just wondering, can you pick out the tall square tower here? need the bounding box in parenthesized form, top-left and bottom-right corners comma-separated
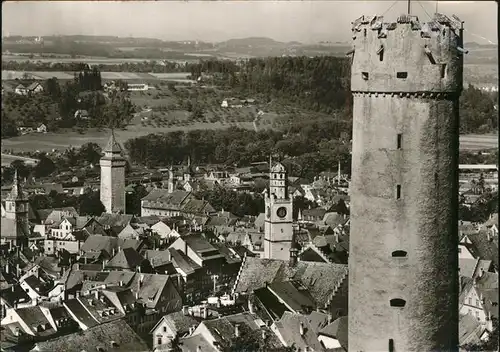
(100, 133, 126, 214)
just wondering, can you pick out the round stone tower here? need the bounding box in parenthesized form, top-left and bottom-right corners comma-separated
(348, 13, 464, 351)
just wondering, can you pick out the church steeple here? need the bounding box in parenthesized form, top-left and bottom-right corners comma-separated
(7, 169, 25, 201)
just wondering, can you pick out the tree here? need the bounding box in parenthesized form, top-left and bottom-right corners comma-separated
(78, 142, 102, 165)
(33, 155, 57, 178)
(125, 185, 148, 215)
(78, 192, 105, 216)
(10, 160, 31, 180)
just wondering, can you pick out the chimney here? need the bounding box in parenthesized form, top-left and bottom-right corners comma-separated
(327, 313, 333, 324)
(299, 322, 304, 336)
(76, 291, 80, 298)
(248, 300, 254, 314)
(234, 324, 240, 338)
(289, 247, 298, 267)
(182, 305, 189, 315)
(202, 307, 208, 319)
(261, 329, 266, 340)
(11, 285, 15, 292)
(189, 325, 195, 335)
(119, 280, 123, 287)
(479, 268, 485, 278)
(94, 290, 99, 299)
(196, 347, 202, 352)
(5, 263, 9, 274)
(135, 291, 139, 300)
(16, 264, 20, 276)
(487, 231, 491, 242)
(265, 320, 270, 327)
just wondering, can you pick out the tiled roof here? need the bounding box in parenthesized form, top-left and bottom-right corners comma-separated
(23, 275, 49, 296)
(234, 258, 348, 308)
(32, 319, 149, 352)
(0, 284, 31, 307)
(78, 294, 125, 324)
(106, 247, 144, 270)
(274, 312, 325, 351)
(459, 313, 483, 346)
(16, 306, 55, 335)
(465, 231, 499, 269)
(155, 311, 199, 336)
(144, 250, 172, 268)
(319, 315, 348, 350)
(179, 334, 218, 352)
(168, 248, 200, 275)
(181, 198, 215, 215)
(96, 213, 134, 228)
(141, 189, 192, 209)
(103, 133, 123, 154)
(129, 273, 172, 309)
(268, 281, 316, 313)
(64, 298, 99, 328)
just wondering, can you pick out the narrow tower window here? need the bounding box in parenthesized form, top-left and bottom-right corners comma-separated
(361, 72, 369, 80)
(390, 299, 406, 308)
(389, 339, 395, 352)
(396, 185, 401, 199)
(364, 29, 367, 37)
(396, 72, 408, 79)
(392, 250, 407, 258)
(440, 64, 447, 79)
(397, 134, 402, 149)
(377, 45, 384, 62)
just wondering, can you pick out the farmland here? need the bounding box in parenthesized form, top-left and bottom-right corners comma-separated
(1, 70, 194, 82)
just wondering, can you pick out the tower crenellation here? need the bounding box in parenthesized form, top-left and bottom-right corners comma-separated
(351, 13, 464, 94)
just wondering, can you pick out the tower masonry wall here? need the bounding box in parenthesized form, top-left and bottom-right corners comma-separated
(100, 158, 126, 214)
(348, 13, 462, 352)
(351, 14, 463, 93)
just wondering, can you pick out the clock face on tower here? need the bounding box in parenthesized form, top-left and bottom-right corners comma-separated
(276, 207, 287, 218)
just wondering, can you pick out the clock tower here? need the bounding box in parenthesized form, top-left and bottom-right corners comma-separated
(263, 160, 293, 260)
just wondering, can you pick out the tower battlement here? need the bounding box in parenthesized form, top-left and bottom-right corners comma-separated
(351, 13, 464, 93)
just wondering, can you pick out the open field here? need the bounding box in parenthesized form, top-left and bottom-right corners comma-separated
(2, 55, 202, 64)
(1, 124, 496, 153)
(1, 70, 193, 82)
(1, 153, 39, 167)
(460, 134, 498, 151)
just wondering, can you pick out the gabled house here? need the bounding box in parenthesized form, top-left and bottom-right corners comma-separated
(19, 275, 50, 301)
(150, 310, 199, 351)
(459, 272, 498, 333)
(1, 305, 56, 338)
(105, 247, 145, 272)
(26, 82, 44, 94)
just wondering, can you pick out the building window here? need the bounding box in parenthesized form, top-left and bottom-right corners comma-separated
(391, 250, 407, 258)
(397, 72, 408, 79)
(390, 298, 406, 308)
(468, 298, 472, 305)
(389, 339, 394, 352)
(361, 72, 369, 80)
(397, 134, 402, 149)
(440, 64, 447, 79)
(396, 185, 401, 199)
(157, 337, 162, 345)
(163, 326, 167, 332)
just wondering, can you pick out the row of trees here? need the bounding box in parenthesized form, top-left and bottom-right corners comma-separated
(124, 122, 351, 180)
(29, 190, 105, 216)
(2, 60, 198, 74)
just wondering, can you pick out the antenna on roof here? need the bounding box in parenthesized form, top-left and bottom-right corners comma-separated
(407, 0, 411, 14)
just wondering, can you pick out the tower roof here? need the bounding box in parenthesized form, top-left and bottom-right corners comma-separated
(271, 162, 286, 173)
(104, 132, 123, 154)
(7, 169, 26, 201)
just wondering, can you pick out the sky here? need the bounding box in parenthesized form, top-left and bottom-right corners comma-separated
(2, 1, 498, 44)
